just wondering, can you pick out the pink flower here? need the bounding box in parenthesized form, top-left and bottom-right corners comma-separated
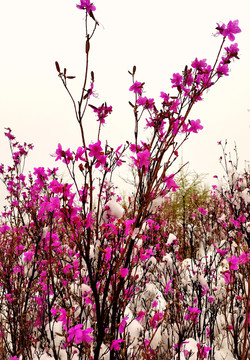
(119, 316, 129, 333)
(239, 251, 250, 264)
(129, 81, 143, 95)
(165, 279, 174, 294)
(93, 105, 112, 124)
(76, 0, 96, 14)
(137, 311, 146, 321)
(197, 343, 211, 358)
(23, 250, 34, 262)
(188, 119, 203, 133)
(120, 268, 129, 278)
(217, 63, 229, 77)
(223, 20, 241, 41)
(225, 43, 239, 58)
(230, 217, 240, 228)
(51, 307, 58, 316)
(198, 207, 207, 215)
(160, 91, 170, 103)
(163, 174, 179, 192)
(153, 312, 162, 322)
(67, 324, 94, 344)
(185, 307, 201, 323)
(137, 96, 147, 106)
(152, 300, 158, 308)
(217, 248, 228, 257)
(75, 146, 86, 161)
(132, 149, 150, 173)
(227, 255, 239, 270)
(222, 270, 233, 284)
(88, 140, 103, 158)
(104, 247, 112, 261)
(54, 144, 73, 164)
(110, 339, 124, 351)
(55, 143, 63, 161)
(170, 99, 180, 112)
(58, 308, 69, 328)
(171, 73, 183, 87)
(85, 211, 95, 229)
(88, 141, 107, 167)
(137, 96, 154, 109)
(191, 58, 207, 70)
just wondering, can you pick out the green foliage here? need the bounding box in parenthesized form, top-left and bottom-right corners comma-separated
(162, 167, 211, 257)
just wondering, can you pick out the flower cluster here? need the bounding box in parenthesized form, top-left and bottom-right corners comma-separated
(0, 5, 244, 360)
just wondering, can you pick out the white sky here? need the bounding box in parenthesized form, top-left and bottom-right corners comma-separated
(0, 0, 250, 196)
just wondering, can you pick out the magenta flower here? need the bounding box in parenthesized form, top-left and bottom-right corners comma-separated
(222, 270, 233, 284)
(129, 81, 143, 95)
(93, 105, 112, 124)
(198, 206, 207, 215)
(120, 268, 129, 278)
(55, 143, 63, 161)
(67, 324, 94, 344)
(163, 174, 179, 192)
(137, 96, 154, 109)
(217, 63, 229, 77)
(230, 217, 240, 228)
(160, 91, 170, 103)
(165, 278, 174, 294)
(58, 308, 69, 328)
(185, 306, 201, 323)
(239, 251, 250, 264)
(225, 43, 239, 58)
(75, 146, 86, 161)
(152, 300, 158, 308)
(131, 149, 150, 173)
(23, 250, 34, 262)
(51, 307, 58, 316)
(216, 20, 241, 41)
(227, 255, 239, 270)
(223, 20, 241, 41)
(191, 58, 207, 70)
(197, 343, 211, 359)
(76, 0, 96, 14)
(137, 96, 147, 106)
(171, 73, 183, 87)
(85, 211, 95, 229)
(110, 339, 124, 351)
(170, 98, 180, 112)
(118, 316, 129, 333)
(104, 246, 112, 261)
(217, 248, 228, 257)
(88, 140, 103, 158)
(137, 311, 146, 321)
(188, 119, 203, 133)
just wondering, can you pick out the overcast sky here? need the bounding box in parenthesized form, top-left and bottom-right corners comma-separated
(1, 0, 250, 196)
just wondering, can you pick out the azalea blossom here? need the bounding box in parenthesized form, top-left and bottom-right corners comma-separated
(188, 119, 203, 133)
(93, 104, 112, 124)
(120, 267, 129, 278)
(23, 250, 34, 262)
(88, 140, 103, 158)
(118, 316, 129, 333)
(163, 174, 179, 192)
(185, 307, 201, 323)
(110, 339, 124, 351)
(129, 81, 143, 95)
(67, 324, 94, 344)
(171, 72, 183, 87)
(76, 0, 96, 14)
